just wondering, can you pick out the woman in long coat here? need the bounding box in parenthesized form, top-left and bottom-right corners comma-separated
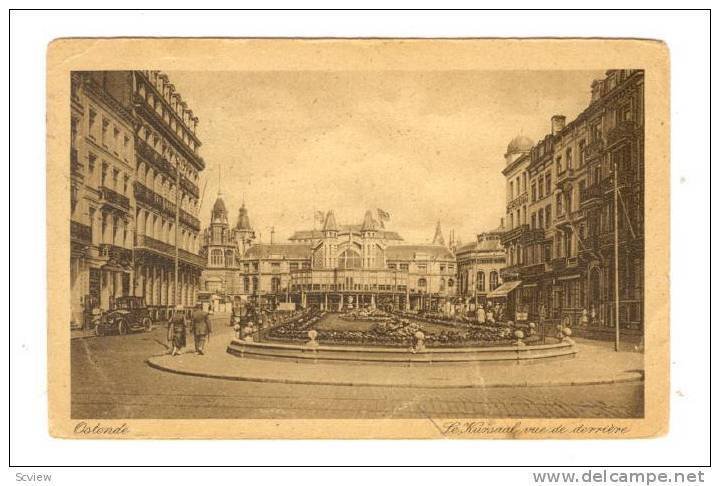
(167, 305, 187, 356)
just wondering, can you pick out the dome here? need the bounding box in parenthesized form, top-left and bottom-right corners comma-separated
(212, 195, 227, 215)
(506, 135, 534, 155)
(236, 203, 252, 231)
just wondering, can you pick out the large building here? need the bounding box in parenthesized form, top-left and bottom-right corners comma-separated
(499, 69, 644, 330)
(70, 71, 206, 326)
(200, 202, 458, 311)
(455, 227, 507, 304)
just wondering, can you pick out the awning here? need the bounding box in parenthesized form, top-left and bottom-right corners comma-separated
(487, 280, 522, 299)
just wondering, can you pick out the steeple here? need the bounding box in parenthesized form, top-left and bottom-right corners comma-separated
(323, 210, 338, 235)
(432, 221, 446, 246)
(361, 209, 379, 233)
(211, 192, 228, 224)
(236, 201, 252, 231)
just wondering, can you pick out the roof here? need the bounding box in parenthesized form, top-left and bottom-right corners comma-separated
(323, 210, 338, 231)
(361, 210, 380, 231)
(243, 243, 312, 260)
(455, 236, 504, 255)
(385, 244, 455, 261)
(236, 203, 252, 230)
(288, 226, 403, 241)
(506, 135, 534, 155)
(431, 221, 446, 246)
(211, 195, 227, 217)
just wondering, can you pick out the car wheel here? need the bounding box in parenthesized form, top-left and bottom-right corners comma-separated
(117, 319, 128, 335)
(143, 318, 153, 332)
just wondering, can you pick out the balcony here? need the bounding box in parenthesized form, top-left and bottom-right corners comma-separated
(556, 167, 576, 186)
(607, 120, 639, 148)
(135, 234, 205, 268)
(99, 243, 133, 265)
(70, 221, 92, 245)
(500, 265, 521, 281)
(501, 224, 529, 245)
(550, 257, 567, 272)
(506, 193, 528, 212)
(180, 209, 201, 232)
(580, 184, 603, 207)
(521, 262, 546, 277)
(584, 138, 604, 161)
(100, 186, 130, 212)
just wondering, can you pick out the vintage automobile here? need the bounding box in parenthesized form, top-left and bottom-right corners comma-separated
(95, 296, 153, 336)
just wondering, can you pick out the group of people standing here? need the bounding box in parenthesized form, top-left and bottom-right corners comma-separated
(166, 304, 213, 356)
(476, 302, 505, 325)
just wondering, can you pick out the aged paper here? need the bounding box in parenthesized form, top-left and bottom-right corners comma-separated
(47, 38, 669, 439)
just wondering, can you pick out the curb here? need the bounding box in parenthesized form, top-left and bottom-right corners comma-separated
(146, 357, 644, 390)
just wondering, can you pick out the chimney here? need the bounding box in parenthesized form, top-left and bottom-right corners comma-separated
(551, 115, 566, 136)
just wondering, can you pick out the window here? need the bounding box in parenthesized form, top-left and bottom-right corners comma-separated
(509, 213, 514, 229)
(417, 278, 427, 288)
(101, 162, 108, 187)
(578, 140, 586, 166)
(546, 172, 552, 195)
(271, 262, 281, 272)
(566, 148, 573, 170)
(531, 183, 537, 202)
(417, 264, 427, 272)
(538, 176, 544, 199)
(123, 175, 129, 195)
(243, 276, 250, 293)
(243, 263, 250, 273)
(338, 250, 362, 269)
(556, 193, 563, 215)
(88, 108, 97, 137)
(400, 263, 409, 271)
(489, 271, 499, 291)
(509, 181, 514, 200)
(112, 169, 119, 191)
(476, 271, 485, 292)
(88, 153, 96, 174)
(556, 156, 563, 173)
(545, 205, 552, 229)
(531, 213, 537, 229)
(289, 262, 299, 271)
(440, 265, 446, 272)
(101, 119, 109, 145)
(447, 278, 454, 287)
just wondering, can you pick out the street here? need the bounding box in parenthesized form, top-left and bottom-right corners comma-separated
(71, 322, 643, 420)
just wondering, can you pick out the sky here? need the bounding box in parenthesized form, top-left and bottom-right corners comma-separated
(169, 70, 605, 245)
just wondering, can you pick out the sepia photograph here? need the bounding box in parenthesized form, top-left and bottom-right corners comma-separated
(47, 38, 669, 439)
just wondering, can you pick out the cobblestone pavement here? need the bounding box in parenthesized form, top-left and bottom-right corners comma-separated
(71, 323, 643, 419)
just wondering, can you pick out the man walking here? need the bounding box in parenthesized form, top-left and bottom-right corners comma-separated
(191, 303, 213, 355)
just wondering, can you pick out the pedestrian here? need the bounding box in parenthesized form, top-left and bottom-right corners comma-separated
(477, 305, 486, 325)
(487, 307, 495, 324)
(191, 303, 213, 355)
(167, 305, 187, 356)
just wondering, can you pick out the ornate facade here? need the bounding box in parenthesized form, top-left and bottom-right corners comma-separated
(200, 204, 458, 311)
(70, 71, 206, 326)
(499, 69, 644, 330)
(455, 227, 507, 304)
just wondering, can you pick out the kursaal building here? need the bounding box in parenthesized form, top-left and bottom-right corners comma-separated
(200, 198, 459, 311)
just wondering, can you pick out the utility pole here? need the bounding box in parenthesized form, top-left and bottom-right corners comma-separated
(174, 157, 181, 309)
(613, 156, 621, 352)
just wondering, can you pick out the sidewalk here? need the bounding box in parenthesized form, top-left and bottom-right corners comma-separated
(146, 332, 644, 389)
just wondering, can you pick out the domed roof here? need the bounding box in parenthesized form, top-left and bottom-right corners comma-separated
(236, 202, 252, 231)
(506, 135, 534, 155)
(211, 194, 227, 222)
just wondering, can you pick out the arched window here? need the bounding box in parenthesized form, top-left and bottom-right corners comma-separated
(448, 278, 454, 287)
(476, 271, 485, 292)
(338, 249, 362, 269)
(210, 249, 223, 266)
(489, 271, 499, 291)
(418, 278, 427, 288)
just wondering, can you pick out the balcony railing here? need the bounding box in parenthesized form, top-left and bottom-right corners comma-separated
(584, 138, 604, 160)
(70, 220, 92, 245)
(580, 184, 603, 205)
(521, 262, 546, 277)
(100, 186, 130, 211)
(135, 138, 201, 198)
(180, 209, 201, 231)
(607, 120, 638, 147)
(135, 234, 205, 268)
(99, 243, 132, 265)
(501, 224, 529, 245)
(507, 193, 528, 211)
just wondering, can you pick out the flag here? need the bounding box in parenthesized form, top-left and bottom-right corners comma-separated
(314, 210, 325, 224)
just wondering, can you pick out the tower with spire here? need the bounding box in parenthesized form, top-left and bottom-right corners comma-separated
(203, 192, 238, 270)
(431, 221, 446, 247)
(234, 200, 256, 255)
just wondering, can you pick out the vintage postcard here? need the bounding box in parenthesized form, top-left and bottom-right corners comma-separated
(47, 38, 669, 439)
